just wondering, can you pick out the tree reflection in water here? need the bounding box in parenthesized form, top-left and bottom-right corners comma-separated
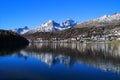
(0, 43, 28, 56)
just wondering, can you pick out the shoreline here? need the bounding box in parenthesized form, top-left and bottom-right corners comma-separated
(30, 40, 120, 44)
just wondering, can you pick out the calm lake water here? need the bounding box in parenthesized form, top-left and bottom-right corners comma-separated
(0, 43, 120, 80)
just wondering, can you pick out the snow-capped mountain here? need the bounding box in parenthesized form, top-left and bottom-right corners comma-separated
(13, 26, 29, 34)
(27, 20, 59, 34)
(26, 19, 77, 34)
(76, 13, 120, 28)
(92, 13, 120, 22)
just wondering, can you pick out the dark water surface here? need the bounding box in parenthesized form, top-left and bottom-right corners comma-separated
(0, 43, 120, 80)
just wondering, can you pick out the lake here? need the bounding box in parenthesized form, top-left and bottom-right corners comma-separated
(0, 42, 120, 80)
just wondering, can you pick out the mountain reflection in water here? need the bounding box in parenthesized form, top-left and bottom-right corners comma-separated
(1, 43, 120, 80)
(20, 43, 120, 73)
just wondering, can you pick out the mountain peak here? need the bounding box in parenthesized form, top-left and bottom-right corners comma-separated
(48, 20, 54, 23)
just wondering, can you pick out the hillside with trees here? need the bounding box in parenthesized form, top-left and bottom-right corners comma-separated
(0, 30, 29, 48)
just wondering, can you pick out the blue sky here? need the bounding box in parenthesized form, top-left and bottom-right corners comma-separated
(0, 0, 120, 30)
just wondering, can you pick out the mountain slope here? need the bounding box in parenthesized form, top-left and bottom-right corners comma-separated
(75, 13, 120, 28)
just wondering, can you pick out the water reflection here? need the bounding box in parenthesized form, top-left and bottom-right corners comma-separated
(18, 43, 120, 73)
(1, 43, 120, 80)
(0, 44, 28, 56)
